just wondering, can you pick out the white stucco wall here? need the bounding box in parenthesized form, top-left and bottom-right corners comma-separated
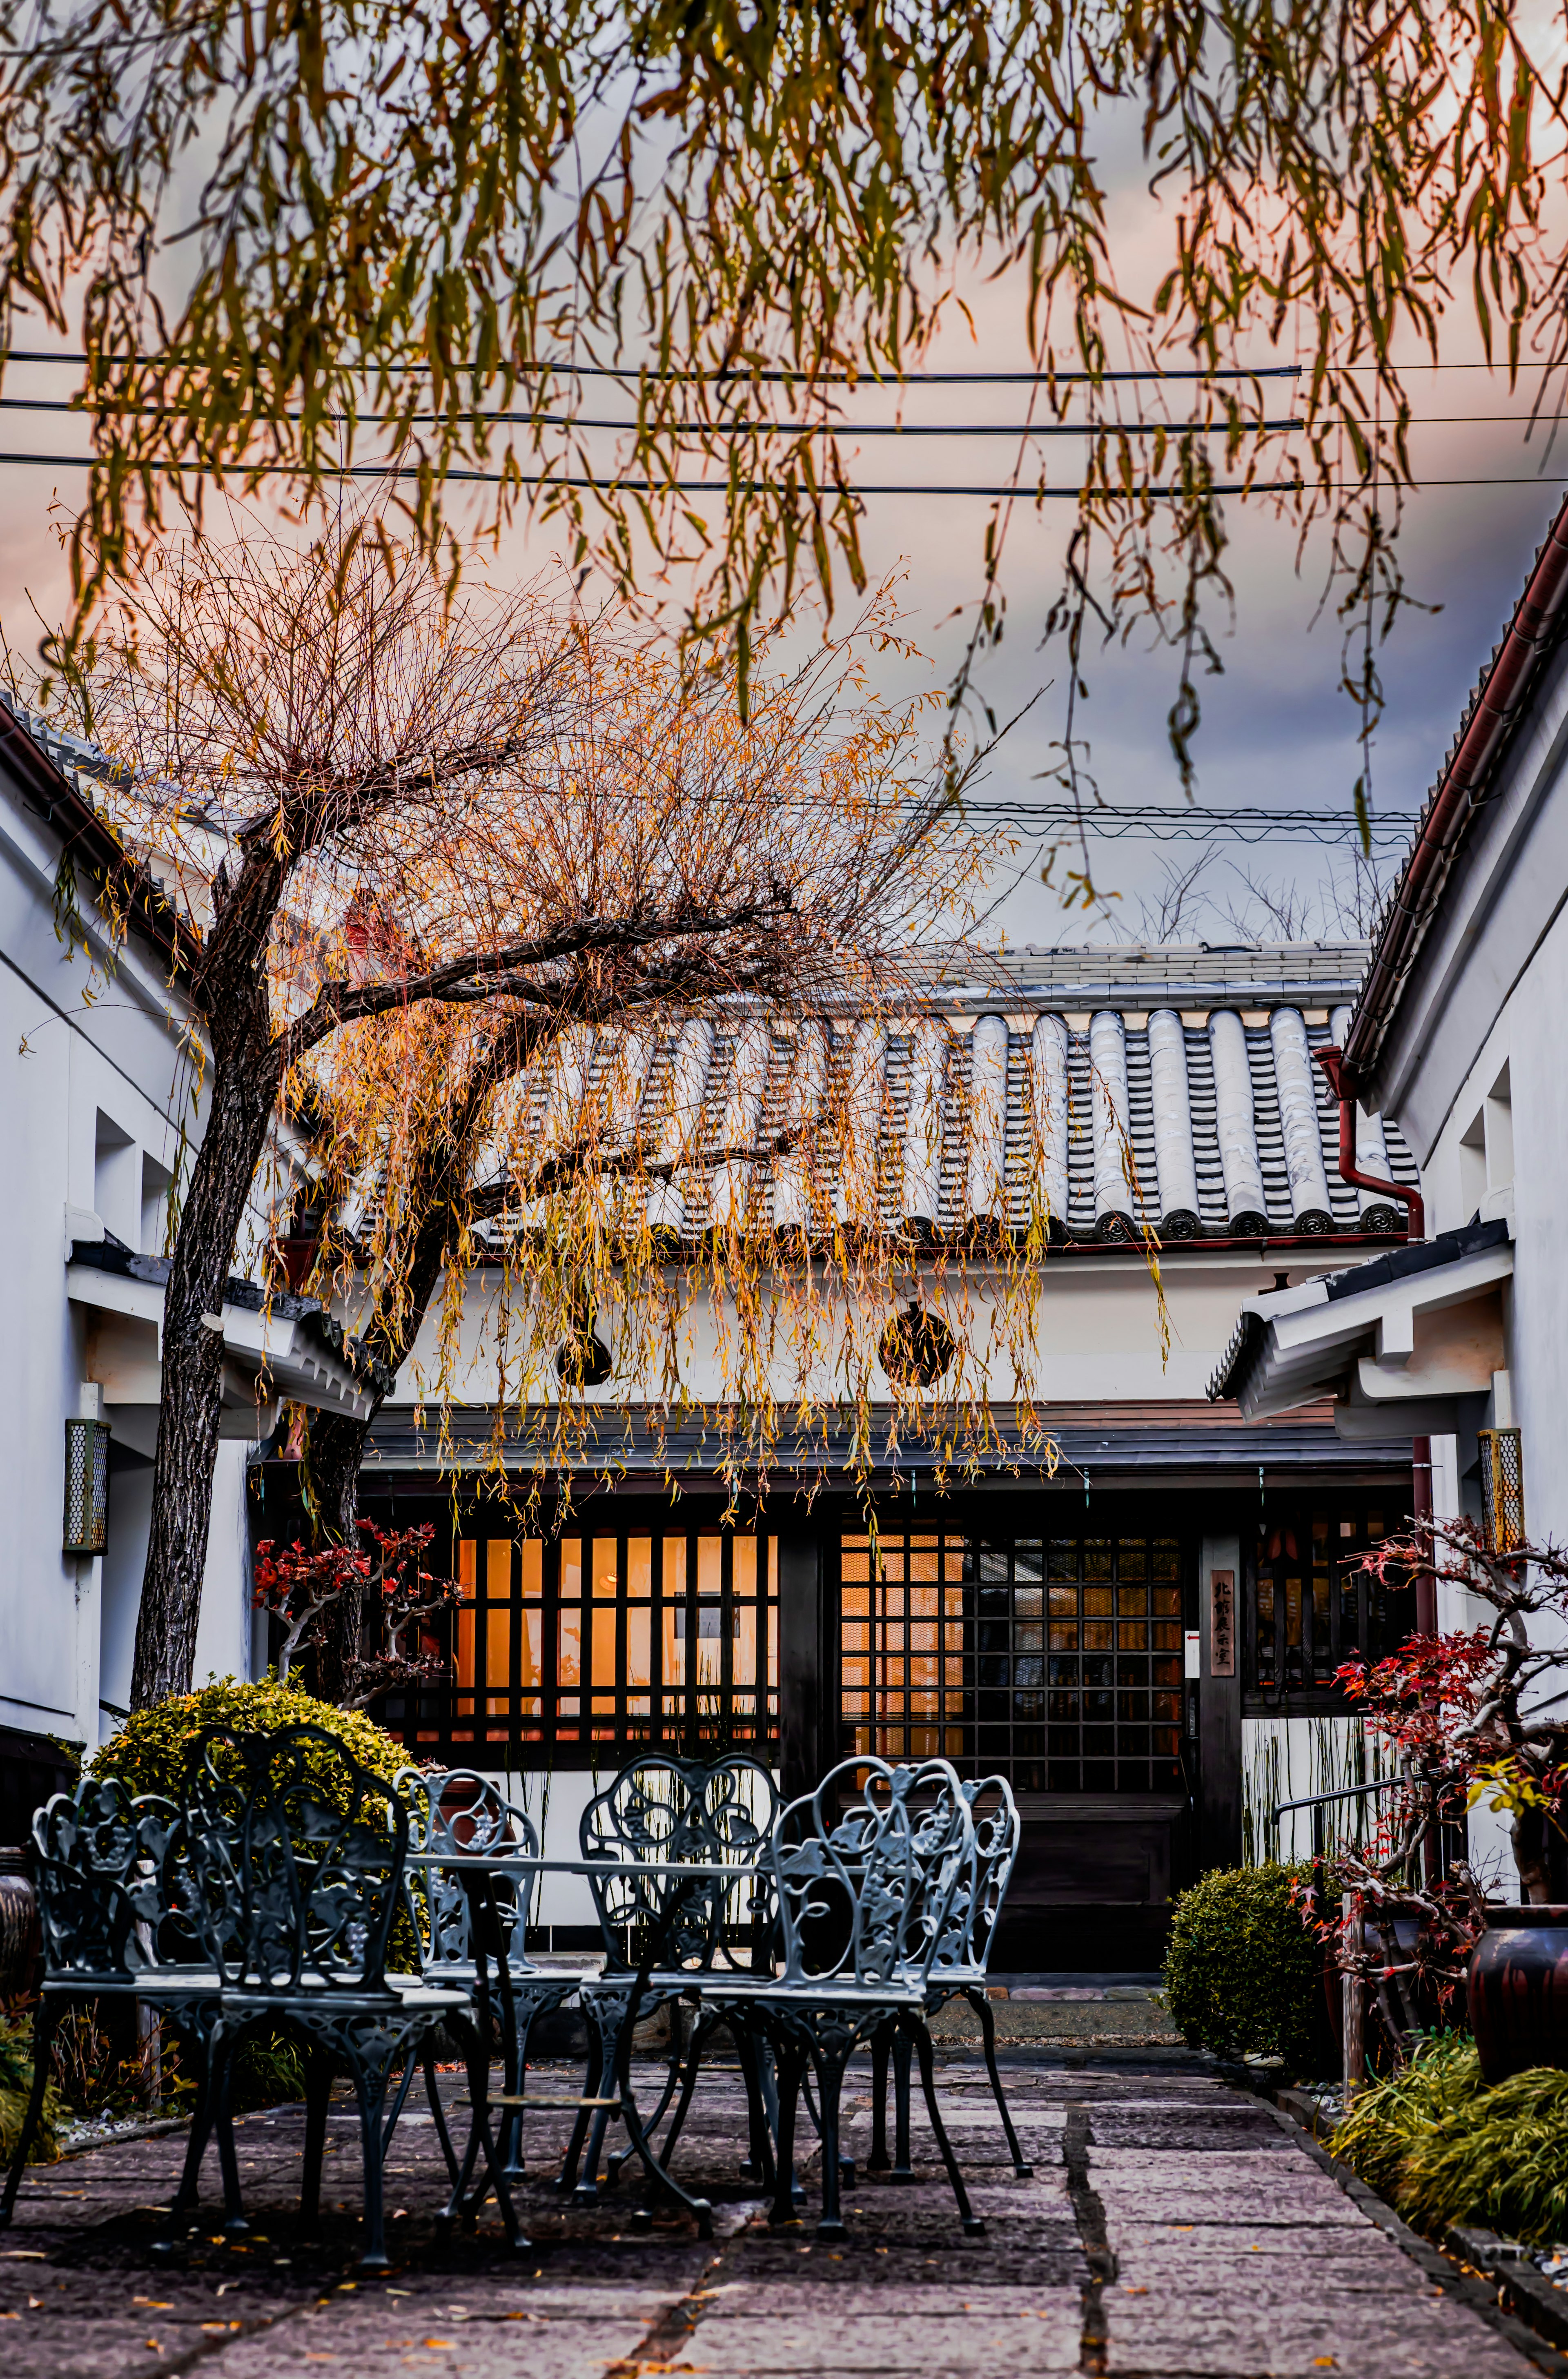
(1374, 740, 1568, 1895)
(372, 1245, 1356, 1421)
(0, 762, 260, 1750)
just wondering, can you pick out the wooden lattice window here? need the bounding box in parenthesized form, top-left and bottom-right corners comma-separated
(392, 1526, 778, 1764)
(839, 1530, 1185, 1792)
(1247, 1501, 1414, 1707)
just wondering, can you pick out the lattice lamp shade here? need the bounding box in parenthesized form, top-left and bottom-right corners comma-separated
(1479, 1425, 1525, 1556)
(62, 1418, 110, 1555)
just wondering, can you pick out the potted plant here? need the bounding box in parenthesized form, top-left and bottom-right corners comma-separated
(1327, 1516, 1568, 2085)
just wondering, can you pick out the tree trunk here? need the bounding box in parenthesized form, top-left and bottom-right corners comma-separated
(1513, 1801, 1555, 1905)
(130, 1025, 282, 1708)
(304, 1406, 378, 1702)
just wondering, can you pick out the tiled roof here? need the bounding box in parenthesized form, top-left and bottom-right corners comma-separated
(487, 967, 1418, 1249)
(363, 1401, 1412, 1478)
(920, 940, 1376, 1006)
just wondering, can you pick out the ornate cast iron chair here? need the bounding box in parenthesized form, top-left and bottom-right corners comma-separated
(0, 1774, 230, 2231)
(866, 1773, 1031, 2182)
(183, 1723, 520, 2269)
(394, 1766, 579, 2178)
(701, 1755, 984, 2241)
(557, 1753, 780, 2230)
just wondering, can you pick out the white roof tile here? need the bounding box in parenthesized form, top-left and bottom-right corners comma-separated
(478, 947, 1420, 1249)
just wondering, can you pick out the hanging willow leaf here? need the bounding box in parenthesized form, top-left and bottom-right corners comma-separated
(1, 0, 1562, 762)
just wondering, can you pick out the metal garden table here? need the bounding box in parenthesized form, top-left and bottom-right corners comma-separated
(406, 1851, 760, 2237)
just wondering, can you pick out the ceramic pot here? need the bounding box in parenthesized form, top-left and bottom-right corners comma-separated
(0, 1846, 39, 1994)
(1467, 1904, 1568, 2083)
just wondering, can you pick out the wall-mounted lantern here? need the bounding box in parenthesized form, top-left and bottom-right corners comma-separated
(1479, 1424, 1525, 1554)
(62, 1417, 110, 1555)
(878, 1301, 957, 1387)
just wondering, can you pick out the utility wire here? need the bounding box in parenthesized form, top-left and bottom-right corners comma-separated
(0, 349, 1303, 383)
(0, 451, 1305, 493)
(958, 801, 1417, 846)
(0, 396, 1304, 434)
(0, 450, 1563, 493)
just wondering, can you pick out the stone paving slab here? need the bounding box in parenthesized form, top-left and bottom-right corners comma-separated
(0, 2054, 1552, 2379)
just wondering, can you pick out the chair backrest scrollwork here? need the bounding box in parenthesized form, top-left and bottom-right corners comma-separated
(771, 1757, 975, 1991)
(31, 1777, 181, 1983)
(181, 1724, 407, 1995)
(581, 1756, 779, 1976)
(397, 1766, 540, 1973)
(956, 1775, 1020, 1980)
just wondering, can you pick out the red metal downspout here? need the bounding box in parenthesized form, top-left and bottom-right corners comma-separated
(1342, 494, 1568, 1092)
(1313, 1046, 1436, 1636)
(1312, 1047, 1425, 1242)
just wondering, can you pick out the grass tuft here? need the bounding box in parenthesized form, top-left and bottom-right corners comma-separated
(1336, 2033, 1568, 2244)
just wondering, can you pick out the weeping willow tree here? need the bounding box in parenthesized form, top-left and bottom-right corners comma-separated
(282, 601, 1029, 1540)
(47, 496, 1058, 1705)
(280, 599, 1073, 1669)
(3, 0, 1564, 790)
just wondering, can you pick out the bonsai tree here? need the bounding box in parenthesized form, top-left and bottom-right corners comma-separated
(252, 1521, 459, 1710)
(1343, 1515, 1568, 1905)
(1309, 1515, 1568, 2060)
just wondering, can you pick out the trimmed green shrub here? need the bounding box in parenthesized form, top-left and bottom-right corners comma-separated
(1336, 2034, 1568, 2244)
(90, 1674, 421, 1984)
(89, 1674, 408, 1802)
(1162, 1862, 1319, 2067)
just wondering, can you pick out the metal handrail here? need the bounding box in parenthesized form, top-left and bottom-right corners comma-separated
(1266, 1776, 1403, 1858)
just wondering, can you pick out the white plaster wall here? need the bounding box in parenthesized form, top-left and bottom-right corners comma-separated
(374, 1247, 1354, 1419)
(0, 769, 257, 1746)
(455, 1765, 784, 1941)
(191, 1444, 257, 1692)
(1241, 1714, 1397, 1866)
(1391, 888, 1568, 1894)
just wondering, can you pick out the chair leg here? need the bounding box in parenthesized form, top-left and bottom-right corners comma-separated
(499, 1996, 546, 2182)
(607, 2013, 687, 2187)
(554, 2013, 605, 2197)
(168, 2039, 215, 2217)
(458, 2021, 523, 2251)
(352, 2058, 392, 2272)
(379, 2043, 421, 2159)
(889, 2023, 915, 2180)
(866, 2020, 891, 2174)
(421, 2043, 462, 2187)
(573, 1994, 631, 2203)
(211, 2026, 249, 2237)
(734, 2021, 775, 2191)
(301, 2047, 332, 2224)
(0, 1999, 56, 2226)
(907, 2016, 983, 2237)
(646, 2008, 709, 2173)
(812, 2038, 850, 2242)
(767, 2036, 808, 2229)
(969, 1987, 1031, 2178)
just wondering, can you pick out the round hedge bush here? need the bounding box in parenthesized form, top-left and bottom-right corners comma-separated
(1162, 1862, 1319, 2068)
(89, 1674, 410, 1803)
(91, 1676, 423, 1989)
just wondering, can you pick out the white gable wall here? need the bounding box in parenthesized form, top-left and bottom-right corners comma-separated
(0, 745, 255, 1749)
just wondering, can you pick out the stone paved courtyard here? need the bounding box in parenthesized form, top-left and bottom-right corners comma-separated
(0, 2050, 1558, 2379)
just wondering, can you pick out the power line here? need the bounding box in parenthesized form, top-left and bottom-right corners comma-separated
(0, 396, 1304, 435)
(963, 801, 1417, 847)
(0, 348, 1302, 383)
(0, 450, 1304, 494)
(0, 446, 1562, 497)
(0, 392, 1549, 432)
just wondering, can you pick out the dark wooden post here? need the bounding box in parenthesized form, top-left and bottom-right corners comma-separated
(777, 1528, 824, 1802)
(1198, 1534, 1243, 1872)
